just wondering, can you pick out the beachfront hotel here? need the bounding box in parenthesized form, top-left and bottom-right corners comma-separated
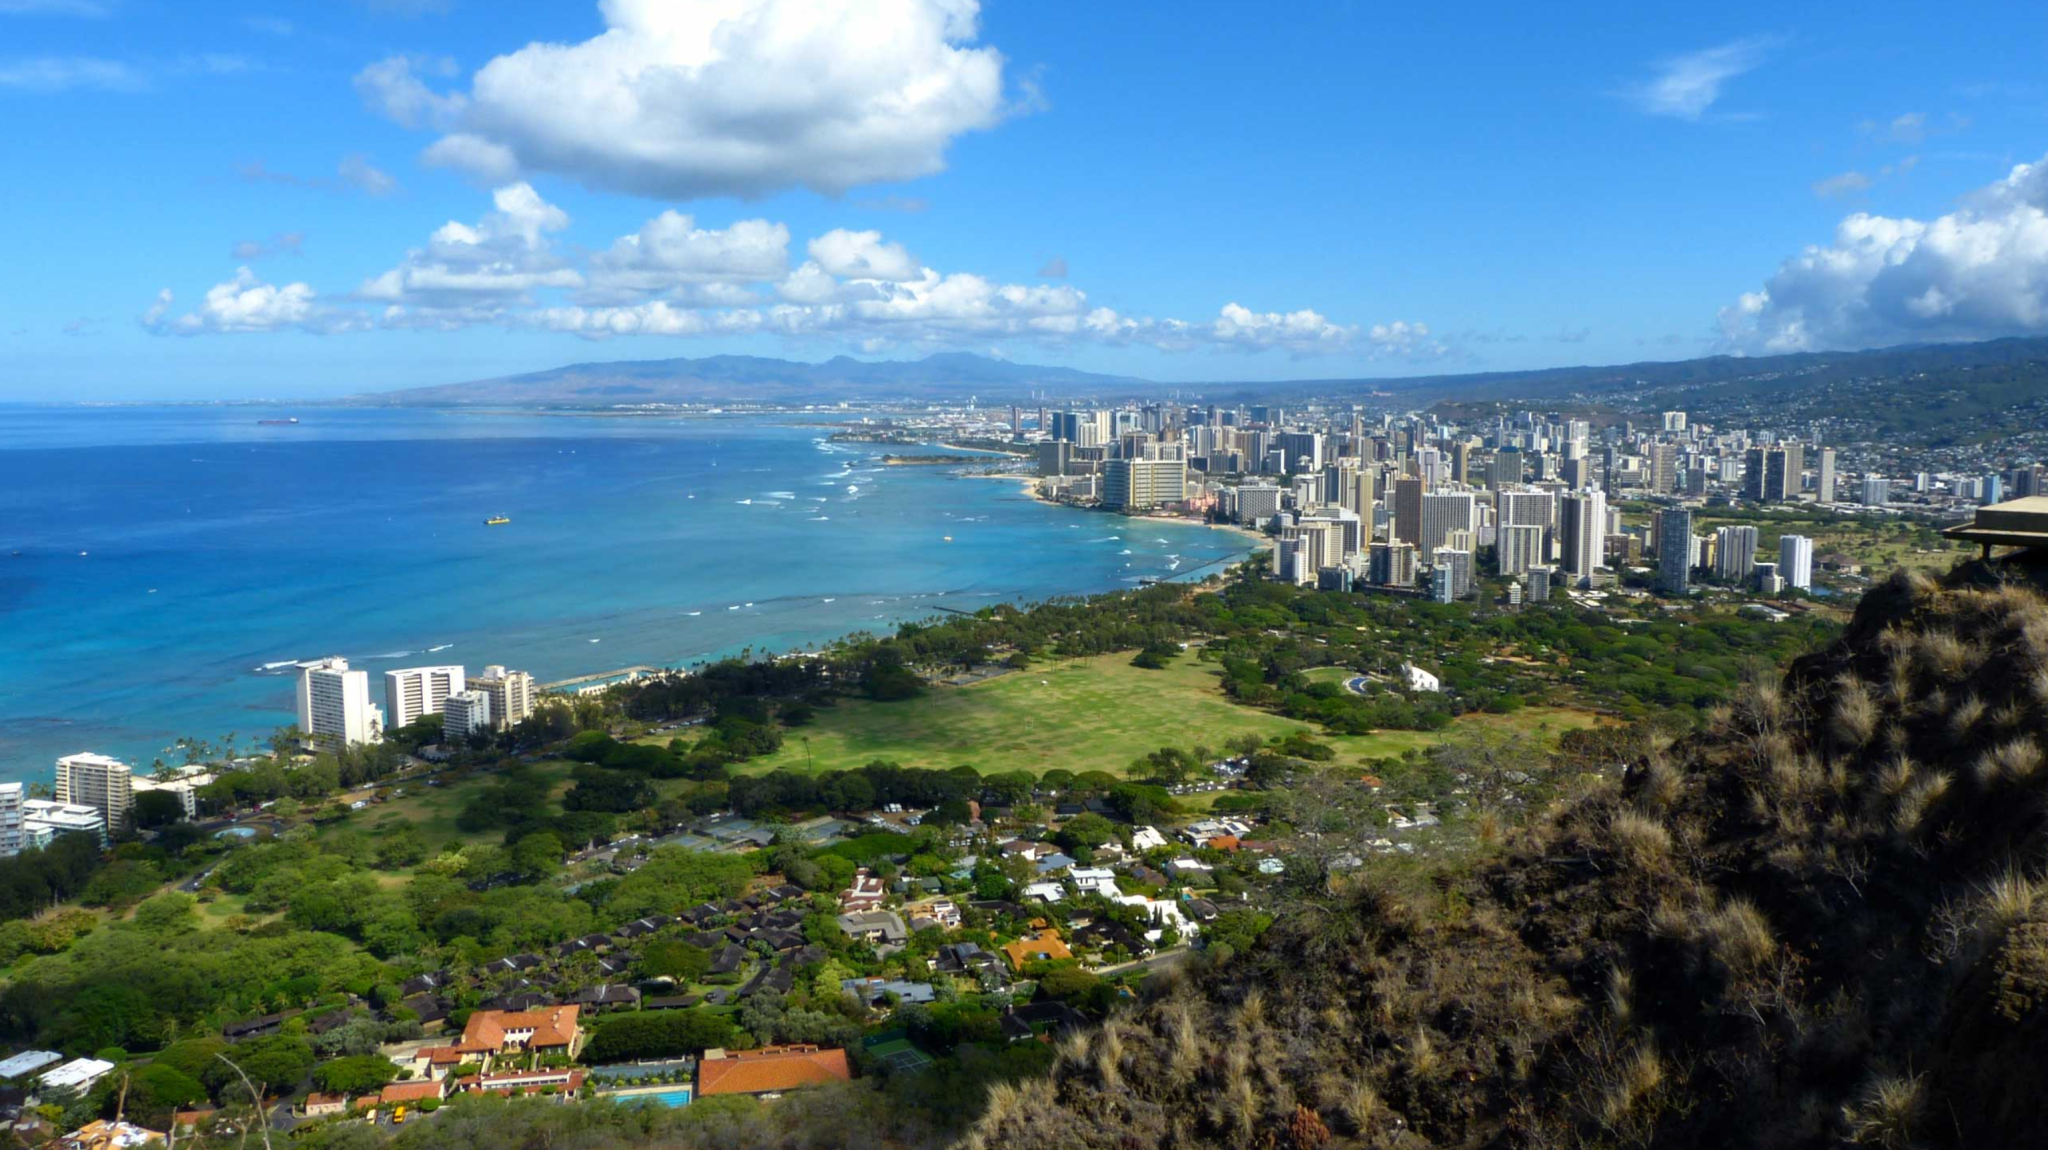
(297, 657, 386, 746)
(384, 665, 466, 728)
(471, 665, 535, 731)
(54, 751, 133, 838)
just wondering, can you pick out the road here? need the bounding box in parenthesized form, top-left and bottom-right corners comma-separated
(1092, 946, 1196, 978)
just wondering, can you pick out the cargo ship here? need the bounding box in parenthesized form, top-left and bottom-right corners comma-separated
(256, 417, 299, 425)
(485, 516, 511, 526)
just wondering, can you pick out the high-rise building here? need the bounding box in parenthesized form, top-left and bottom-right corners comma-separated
(1861, 476, 1890, 506)
(1341, 468, 1377, 521)
(1231, 482, 1284, 524)
(1527, 566, 1553, 602)
(1647, 443, 1678, 494)
(1817, 447, 1837, 503)
(0, 783, 21, 858)
(1391, 478, 1425, 546)
(1432, 547, 1474, 600)
(1368, 541, 1418, 587)
(1559, 491, 1607, 587)
(385, 665, 466, 730)
(2008, 464, 2042, 500)
(1715, 525, 1760, 583)
(442, 690, 493, 741)
(1779, 534, 1813, 590)
(54, 752, 133, 838)
(1102, 457, 1188, 511)
(1274, 431, 1324, 473)
(298, 657, 384, 746)
(1661, 411, 1687, 432)
(1050, 410, 1111, 447)
(472, 665, 536, 731)
(1768, 444, 1803, 502)
(1498, 523, 1546, 576)
(1419, 491, 1477, 556)
(1657, 507, 1692, 596)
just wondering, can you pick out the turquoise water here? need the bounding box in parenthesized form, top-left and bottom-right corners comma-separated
(619, 1088, 692, 1107)
(214, 826, 258, 840)
(0, 405, 1254, 784)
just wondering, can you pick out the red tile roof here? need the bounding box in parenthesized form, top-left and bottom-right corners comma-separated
(459, 1005, 581, 1052)
(379, 1081, 446, 1104)
(696, 1045, 852, 1096)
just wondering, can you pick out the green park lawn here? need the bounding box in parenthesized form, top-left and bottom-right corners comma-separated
(735, 652, 1603, 778)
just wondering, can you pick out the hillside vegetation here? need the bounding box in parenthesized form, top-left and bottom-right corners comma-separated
(964, 561, 2048, 1149)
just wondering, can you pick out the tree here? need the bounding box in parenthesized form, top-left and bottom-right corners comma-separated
(509, 831, 564, 882)
(131, 790, 186, 830)
(206, 1035, 314, 1100)
(638, 939, 711, 982)
(131, 891, 199, 935)
(311, 1055, 398, 1095)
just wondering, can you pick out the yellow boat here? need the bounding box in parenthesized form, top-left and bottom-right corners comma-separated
(485, 516, 511, 526)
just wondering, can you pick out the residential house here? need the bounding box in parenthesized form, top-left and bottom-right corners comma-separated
(1129, 825, 1169, 852)
(696, 1044, 852, 1098)
(570, 985, 640, 1012)
(1000, 927, 1073, 971)
(1068, 867, 1118, 896)
(303, 1094, 348, 1118)
(1166, 858, 1213, 881)
(839, 977, 937, 1008)
(410, 1005, 584, 1076)
(836, 909, 908, 947)
(58, 1120, 163, 1149)
(839, 869, 887, 912)
(453, 1067, 586, 1098)
(379, 1080, 447, 1108)
(998, 1001, 1086, 1042)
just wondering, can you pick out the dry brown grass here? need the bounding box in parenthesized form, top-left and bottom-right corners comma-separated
(1893, 769, 1952, 836)
(1831, 675, 1881, 748)
(1948, 693, 1987, 738)
(1842, 1073, 1925, 1149)
(1611, 810, 1673, 868)
(1702, 898, 1778, 978)
(1976, 737, 2045, 786)
(1915, 629, 1972, 678)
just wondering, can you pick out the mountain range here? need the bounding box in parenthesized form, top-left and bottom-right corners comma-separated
(358, 336, 2048, 421)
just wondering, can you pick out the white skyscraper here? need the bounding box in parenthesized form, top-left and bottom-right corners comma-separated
(1419, 491, 1477, 556)
(1559, 491, 1607, 588)
(442, 690, 493, 741)
(1715, 525, 1760, 583)
(54, 752, 132, 838)
(298, 657, 385, 746)
(1779, 534, 1813, 590)
(1498, 523, 1546, 576)
(385, 665, 466, 729)
(0, 783, 22, 858)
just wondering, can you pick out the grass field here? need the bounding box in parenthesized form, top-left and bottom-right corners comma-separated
(734, 653, 1602, 777)
(315, 760, 578, 850)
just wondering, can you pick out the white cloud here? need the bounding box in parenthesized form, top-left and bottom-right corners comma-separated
(807, 229, 921, 282)
(1626, 38, 1774, 121)
(1721, 152, 2048, 353)
(151, 190, 1416, 358)
(1812, 170, 1873, 199)
(338, 154, 396, 196)
(358, 0, 1011, 199)
(353, 54, 464, 129)
(585, 212, 788, 302)
(0, 55, 142, 92)
(360, 182, 582, 306)
(143, 268, 360, 335)
(420, 133, 518, 183)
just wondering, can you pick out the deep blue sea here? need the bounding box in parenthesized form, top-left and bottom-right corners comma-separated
(0, 405, 1253, 783)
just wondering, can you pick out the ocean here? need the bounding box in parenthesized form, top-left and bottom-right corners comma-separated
(0, 405, 1255, 783)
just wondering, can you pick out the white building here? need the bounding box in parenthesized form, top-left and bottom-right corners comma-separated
(0, 1050, 60, 1080)
(298, 657, 384, 746)
(1497, 523, 1546, 577)
(0, 782, 21, 858)
(38, 1057, 115, 1094)
(472, 665, 535, 731)
(54, 752, 132, 838)
(1068, 867, 1119, 896)
(1559, 491, 1607, 588)
(1129, 825, 1168, 852)
(1779, 534, 1814, 590)
(131, 766, 214, 821)
(384, 665, 466, 729)
(23, 800, 108, 848)
(1402, 663, 1442, 693)
(442, 689, 493, 741)
(1716, 525, 1760, 584)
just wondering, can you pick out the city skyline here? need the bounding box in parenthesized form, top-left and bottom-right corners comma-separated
(7, 0, 2048, 399)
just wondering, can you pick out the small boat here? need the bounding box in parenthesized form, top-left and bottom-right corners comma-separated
(943, 535, 954, 542)
(484, 516, 511, 526)
(256, 417, 299, 426)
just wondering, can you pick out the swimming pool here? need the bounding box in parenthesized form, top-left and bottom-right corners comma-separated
(214, 826, 258, 840)
(620, 1088, 691, 1108)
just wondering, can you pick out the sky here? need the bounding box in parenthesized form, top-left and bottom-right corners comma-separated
(6, 0, 2048, 400)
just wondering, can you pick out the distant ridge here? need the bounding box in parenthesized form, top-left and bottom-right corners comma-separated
(357, 334, 2048, 411)
(358, 351, 1149, 406)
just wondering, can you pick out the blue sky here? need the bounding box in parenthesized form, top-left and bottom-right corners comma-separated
(5, 0, 2048, 400)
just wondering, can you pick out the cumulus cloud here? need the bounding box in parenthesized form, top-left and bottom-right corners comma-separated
(361, 182, 582, 308)
(1625, 37, 1775, 121)
(1720, 152, 2048, 353)
(149, 186, 1419, 359)
(585, 212, 788, 302)
(143, 268, 361, 335)
(338, 154, 396, 196)
(356, 0, 1011, 199)
(238, 155, 398, 196)
(808, 229, 921, 282)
